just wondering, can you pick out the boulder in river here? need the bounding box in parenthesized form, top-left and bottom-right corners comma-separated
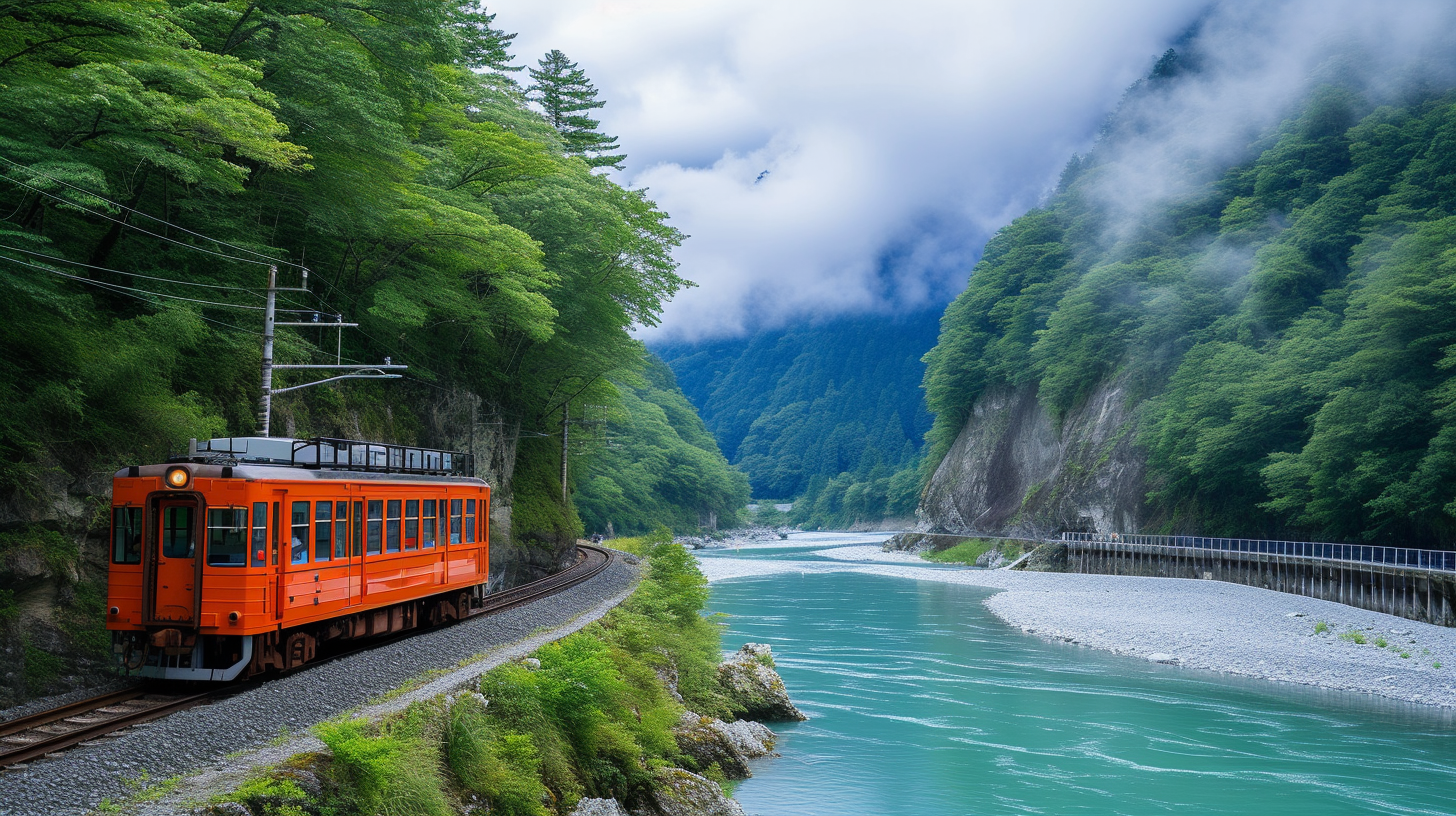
(718, 643, 806, 722)
(646, 768, 746, 816)
(672, 711, 777, 779)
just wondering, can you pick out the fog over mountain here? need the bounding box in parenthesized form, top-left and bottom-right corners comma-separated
(488, 1, 1456, 342)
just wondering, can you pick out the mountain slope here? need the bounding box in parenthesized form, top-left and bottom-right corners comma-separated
(921, 56, 1456, 547)
(654, 310, 939, 500)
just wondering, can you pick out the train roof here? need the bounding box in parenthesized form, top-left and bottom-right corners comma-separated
(114, 461, 488, 486)
(113, 436, 485, 485)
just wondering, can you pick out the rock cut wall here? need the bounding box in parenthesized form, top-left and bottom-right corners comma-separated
(919, 375, 1146, 538)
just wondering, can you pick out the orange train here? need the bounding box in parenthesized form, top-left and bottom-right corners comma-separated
(107, 436, 491, 680)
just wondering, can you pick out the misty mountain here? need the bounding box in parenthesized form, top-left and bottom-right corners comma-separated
(920, 49, 1456, 547)
(653, 310, 939, 500)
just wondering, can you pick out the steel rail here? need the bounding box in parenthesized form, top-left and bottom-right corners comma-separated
(0, 689, 229, 768)
(0, 687, 148, 740)
(1, 545, 614, 768)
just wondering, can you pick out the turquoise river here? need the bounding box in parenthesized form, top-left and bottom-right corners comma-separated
(699, 541, 1456, 816)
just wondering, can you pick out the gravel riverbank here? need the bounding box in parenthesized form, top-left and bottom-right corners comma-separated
(696, 536, 1456, 710)
(2, 556, 639, 816)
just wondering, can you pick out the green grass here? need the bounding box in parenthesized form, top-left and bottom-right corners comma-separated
(1313, 621, 1329, 635)
(914, 539, 1019, 565)
(1338, 630, 1368, 645)
(1374, 636, 1388, 648)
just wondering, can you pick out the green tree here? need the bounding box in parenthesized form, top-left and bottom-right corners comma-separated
(527, 49, 625, 169)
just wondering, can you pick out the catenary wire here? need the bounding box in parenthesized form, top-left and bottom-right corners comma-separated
(0, 168, 283, 270)
(0, 242, 263, 295)
(0, 155, 308, 270)
(0, 253, 268, 310)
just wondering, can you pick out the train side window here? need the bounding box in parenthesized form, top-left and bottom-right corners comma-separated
(335, 501, 349, 559)
(422, 500, 437, 549)
(271, 501, 280, 566)
(314, 502, 332, 562)
(404, 500, 419, 550)
(162, 506, 195, 558)
(465, 499, 476, 544)
(252, 502, 267, 567)
(386, 500, 401, 553)
(290, 502, 310, 564)
(207, 508, 248, 566)
(450, 499, 463, 544)
(111, 507, 143, 564)
(366, 500, 383, 555)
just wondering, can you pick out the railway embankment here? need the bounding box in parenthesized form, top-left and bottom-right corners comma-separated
(0, 551, 636, 816)
(29, 540, 801, 816)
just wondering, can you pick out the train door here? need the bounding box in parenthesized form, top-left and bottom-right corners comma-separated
(348, 498, 364, 605)
(152, 499, 200, 623)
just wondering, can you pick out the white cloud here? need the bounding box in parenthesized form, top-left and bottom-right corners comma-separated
(485, 0, 1456, 342)
(485, 0, 1205, 340)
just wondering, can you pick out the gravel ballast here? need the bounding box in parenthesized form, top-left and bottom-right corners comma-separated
(1, 555, 639, 816)
(696, 536, 1456, 710)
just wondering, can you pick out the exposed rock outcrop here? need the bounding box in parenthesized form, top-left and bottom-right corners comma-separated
(717, 643, 806, 722)
(569, 798, 632, 816)
(672, 711, 776, 779)
(645, 768, 746, 816)
(919, 376, 1146, 539)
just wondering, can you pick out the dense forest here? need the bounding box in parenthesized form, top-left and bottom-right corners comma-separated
(0, 1, 744, 702)
(655, 310, 937, 527)
(923, 49, 1456, 547)
(574, 356, 749, 536)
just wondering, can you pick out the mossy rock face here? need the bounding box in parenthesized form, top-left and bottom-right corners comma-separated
(1014, 541, 1069, 572)
(716, 644, 806, 722)
(647, 768, 745, 816)
(673, 712, 754, 779)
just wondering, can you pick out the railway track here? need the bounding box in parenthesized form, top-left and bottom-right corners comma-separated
(0, 544, 614, 769)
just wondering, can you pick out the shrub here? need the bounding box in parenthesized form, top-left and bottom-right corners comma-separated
(447, 698, 550, 816)
(316, 717, 451, 816)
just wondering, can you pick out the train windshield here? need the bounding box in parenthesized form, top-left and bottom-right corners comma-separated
(112, 507, 142, 564)
(207, 508, 248, 566)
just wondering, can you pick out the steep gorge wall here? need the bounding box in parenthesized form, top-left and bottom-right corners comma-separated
(919, 375, 1146, 538)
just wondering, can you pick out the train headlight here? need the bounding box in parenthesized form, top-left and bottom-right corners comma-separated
(164, 466, 191, 489)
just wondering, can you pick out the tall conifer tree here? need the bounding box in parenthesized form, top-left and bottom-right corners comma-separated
(527, 49, 626, 169)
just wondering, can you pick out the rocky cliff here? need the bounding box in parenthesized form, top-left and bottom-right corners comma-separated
(918, 375, 1146, 538)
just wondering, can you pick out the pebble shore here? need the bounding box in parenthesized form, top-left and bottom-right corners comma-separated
(1, 556, 639, 816)
(695, 535, 1456, 710)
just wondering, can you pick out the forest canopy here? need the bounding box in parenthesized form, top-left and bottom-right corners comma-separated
(0, 1, 737, 541)
(922, 58, 1456, 547)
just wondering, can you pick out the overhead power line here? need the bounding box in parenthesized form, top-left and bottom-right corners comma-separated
(0, 242, 262, 294)
(0, 253, 267, 310)
(0, 155, 309, 271)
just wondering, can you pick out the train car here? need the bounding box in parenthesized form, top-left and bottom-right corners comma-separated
(106, 436, 489, 681)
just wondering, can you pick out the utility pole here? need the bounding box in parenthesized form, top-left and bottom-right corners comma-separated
(560, 401, 570, 505)
(257, 264, 407, 437)
(258, 265, 277, 436)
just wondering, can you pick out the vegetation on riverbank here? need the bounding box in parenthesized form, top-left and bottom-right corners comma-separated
(203, 535, 745, 816)
(921, 538, 1029, 567)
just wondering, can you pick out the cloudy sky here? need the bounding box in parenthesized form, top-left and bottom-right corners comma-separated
(483, 1, 1451, 342)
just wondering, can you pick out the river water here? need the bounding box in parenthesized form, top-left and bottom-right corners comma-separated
(700, 540, 1456, 816)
